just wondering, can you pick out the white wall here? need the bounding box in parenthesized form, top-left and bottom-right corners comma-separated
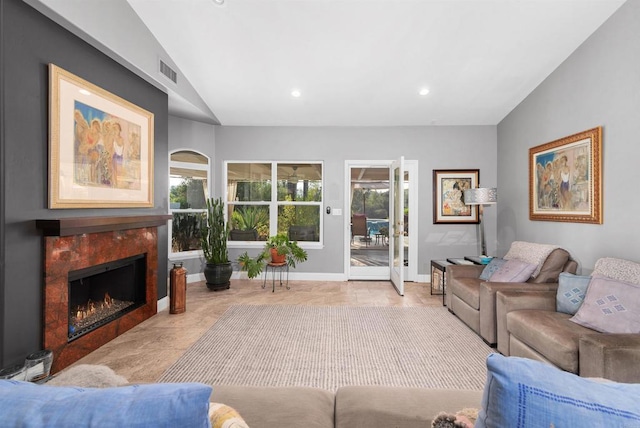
(26, 0, 217, 124)
(215, 125, 497, 277)
(496, 0, 640, 272)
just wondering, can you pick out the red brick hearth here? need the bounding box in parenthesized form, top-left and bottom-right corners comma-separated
(36, 215, 170, 373)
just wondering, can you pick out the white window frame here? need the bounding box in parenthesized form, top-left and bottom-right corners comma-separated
(224, 160, 324, 249)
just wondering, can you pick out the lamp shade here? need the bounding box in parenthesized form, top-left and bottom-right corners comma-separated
(464, 188, 497, 205)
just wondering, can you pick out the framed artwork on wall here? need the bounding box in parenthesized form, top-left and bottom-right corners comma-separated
(433, 169, 479, 224)
(529, 127, 602, 224)
(48, 64, 154, 208)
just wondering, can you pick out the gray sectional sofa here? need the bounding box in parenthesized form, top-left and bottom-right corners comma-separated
(447, 245, 577, 346)
(496, 257, 640, 383)
(211, 384, 483, 428)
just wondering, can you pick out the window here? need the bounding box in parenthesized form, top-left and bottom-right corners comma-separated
(169, 150, 210, 257)
(226, 161, 323, 245)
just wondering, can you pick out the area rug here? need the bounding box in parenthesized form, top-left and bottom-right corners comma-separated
(158, 305, 494, 391)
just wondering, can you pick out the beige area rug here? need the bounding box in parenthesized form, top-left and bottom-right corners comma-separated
(158, 305, 494, 391)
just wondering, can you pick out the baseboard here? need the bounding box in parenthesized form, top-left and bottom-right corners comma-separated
(188, 272, 427, 283)
(188, 271, 348, 282)
(417, 273, 430, 283)
(157, 296, 169, 312)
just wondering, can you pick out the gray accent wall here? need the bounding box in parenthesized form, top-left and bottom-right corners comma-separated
(496, 0, 640, 272)
(215, 125, 497, 276)
(0, 0, 169, 367)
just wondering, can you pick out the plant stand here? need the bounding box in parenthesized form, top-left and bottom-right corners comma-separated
(262, 262, 289, 292)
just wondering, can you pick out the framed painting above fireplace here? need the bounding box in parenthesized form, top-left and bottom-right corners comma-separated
(48, 64, 154, 208)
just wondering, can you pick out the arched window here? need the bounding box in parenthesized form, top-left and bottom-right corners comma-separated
(169, 150, 210, 257)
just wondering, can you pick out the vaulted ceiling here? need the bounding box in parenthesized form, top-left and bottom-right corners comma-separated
(32, 0, 626, 126)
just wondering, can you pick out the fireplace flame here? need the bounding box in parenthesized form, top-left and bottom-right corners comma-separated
(73, 293, 115, 321)
(69, 292, 135, 338)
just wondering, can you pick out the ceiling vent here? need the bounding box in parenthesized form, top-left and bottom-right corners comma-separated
(159, 60, 177, 84)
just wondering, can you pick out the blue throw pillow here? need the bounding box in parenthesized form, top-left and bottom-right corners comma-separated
(0, 380, 212, 427)
(476, 354, 640, 428)
(556, 272, 591, 315)
(479, 258, 506, 280)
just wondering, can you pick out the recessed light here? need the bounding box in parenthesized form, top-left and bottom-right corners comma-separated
(419, 88, 430, 96)
(212, 0, 225, 5)
(291, 89, 301, 98)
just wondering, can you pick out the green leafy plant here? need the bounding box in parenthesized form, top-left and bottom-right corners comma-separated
(200, 197, 229, 264)
(237, 233, 308, 279)
(231, 206, 269, 231)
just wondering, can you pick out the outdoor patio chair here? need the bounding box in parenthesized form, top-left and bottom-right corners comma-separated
(351, 214, 370, 246)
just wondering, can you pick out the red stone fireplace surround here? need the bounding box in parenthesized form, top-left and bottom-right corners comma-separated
(36, 215, 170, 374)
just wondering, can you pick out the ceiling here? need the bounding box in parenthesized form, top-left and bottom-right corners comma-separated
(36, 0, 627, 127)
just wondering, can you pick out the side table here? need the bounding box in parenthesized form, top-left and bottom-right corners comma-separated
(430, 260, 452, 307)
(463, 255, 491, 265)
(431, 257, 485, 307)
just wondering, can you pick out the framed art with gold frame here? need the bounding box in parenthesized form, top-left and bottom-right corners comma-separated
(529, 127, 602, 224)
(433, 169, 479, 224)
(49, 64, 154, 208)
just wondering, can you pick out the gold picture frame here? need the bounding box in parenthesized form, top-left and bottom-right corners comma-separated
(433, 169, 480, 224)
(529, 127, 602, 223)
(49, 64, 154, 208)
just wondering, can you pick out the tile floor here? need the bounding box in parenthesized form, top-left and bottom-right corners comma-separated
(71, 279, 441, 383)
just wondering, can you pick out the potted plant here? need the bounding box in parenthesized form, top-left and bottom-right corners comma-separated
(229, 206, 268, 241)
(237, 233, 308, 279)
(201, 197, 232, 291)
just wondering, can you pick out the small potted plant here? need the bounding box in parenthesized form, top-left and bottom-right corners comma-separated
(237, 233, 308, 279)
(229, 206, 268, 241)
(201, 197, 232, 291)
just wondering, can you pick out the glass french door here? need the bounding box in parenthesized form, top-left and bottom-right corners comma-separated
(390, 156, 405, 295)
(348, 163, 391, 280)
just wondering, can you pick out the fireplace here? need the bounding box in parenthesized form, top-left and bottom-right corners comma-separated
(68, 254, 146, 342)
(36, 215, 170, 374)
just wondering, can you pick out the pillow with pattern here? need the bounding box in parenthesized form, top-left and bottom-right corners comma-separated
(476, 354, 640, 427)
(556, 272, 591, 315)
(488, 259, 536, 283)
(209, 403, 250, 428)
(479, 258, 507, 281)
(593, 257, 640, 285)
(570, 274, 640, 334)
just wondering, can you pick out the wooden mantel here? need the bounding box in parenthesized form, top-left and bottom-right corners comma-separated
(36, 214, 172, 237)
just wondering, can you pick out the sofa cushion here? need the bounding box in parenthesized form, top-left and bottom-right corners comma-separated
(570, 274, 640, 334)
(593, 257, 640, 285)
(476, 354, 640, 428)
(479, 258, 506, 280)
(489, 259, 536, 283)
(556, 272, 591, 315)
(335, 386, 483, 428)
(210, 385, 334, 428)
(0, 380, 212, 427)
(532, 248, 571, 283)
(451, 277, 481, 309)
(506, 309, 594, 373)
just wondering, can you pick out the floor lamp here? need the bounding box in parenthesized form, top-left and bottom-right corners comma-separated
(463, 187, 497, 256)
